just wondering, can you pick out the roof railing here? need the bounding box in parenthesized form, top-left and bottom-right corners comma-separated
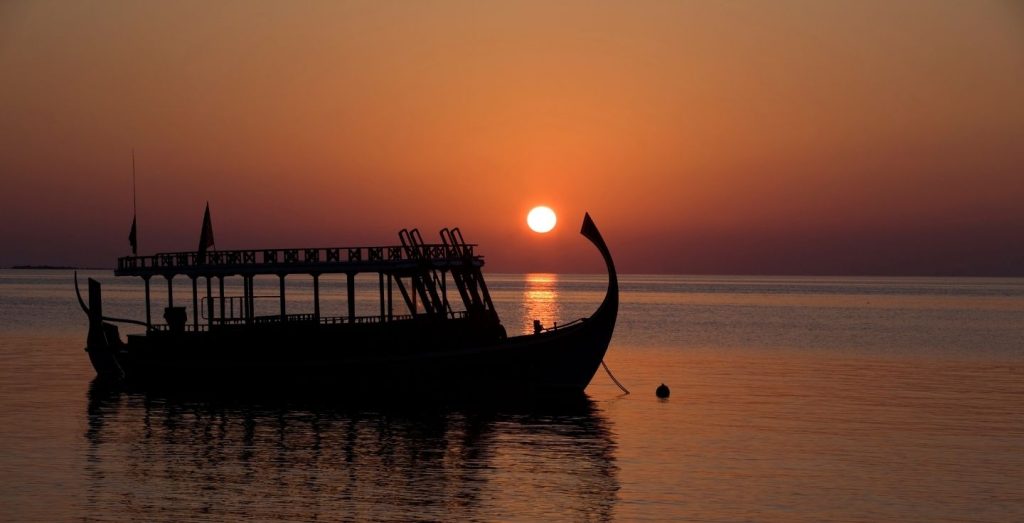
(117, 243, 477, 272)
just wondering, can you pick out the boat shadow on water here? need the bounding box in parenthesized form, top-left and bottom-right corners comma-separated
(83, 381, 621, 520)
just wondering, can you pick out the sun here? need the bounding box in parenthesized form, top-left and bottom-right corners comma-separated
(527, 206, 557, 233)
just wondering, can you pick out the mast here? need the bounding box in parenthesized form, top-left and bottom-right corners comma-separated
(132, 148, 136, 214)
(131, 148, 138, 254)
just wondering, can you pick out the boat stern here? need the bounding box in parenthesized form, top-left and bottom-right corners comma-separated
(78, 275, 125, 379)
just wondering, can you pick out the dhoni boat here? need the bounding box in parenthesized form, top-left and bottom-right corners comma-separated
(77, 213, 618, 395)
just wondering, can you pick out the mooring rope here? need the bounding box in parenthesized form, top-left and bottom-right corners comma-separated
(601, 360, 630, 395)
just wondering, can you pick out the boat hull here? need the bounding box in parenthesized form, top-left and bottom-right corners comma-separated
(88, 315, 613, 396)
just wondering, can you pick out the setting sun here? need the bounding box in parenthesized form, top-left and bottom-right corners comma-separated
(527, 206, 557, 233)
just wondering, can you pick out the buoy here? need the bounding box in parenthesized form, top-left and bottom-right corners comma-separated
(656, 383, 670, 398)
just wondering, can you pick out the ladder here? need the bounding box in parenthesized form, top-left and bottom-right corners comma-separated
(440, 227, 496, 317)
(398, 228, 448, 316)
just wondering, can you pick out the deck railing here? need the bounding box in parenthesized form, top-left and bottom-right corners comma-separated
(117, 244, 476, 272)
(148, 311, 470, 332)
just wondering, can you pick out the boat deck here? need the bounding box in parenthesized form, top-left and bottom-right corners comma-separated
(102, 227, 497, 335)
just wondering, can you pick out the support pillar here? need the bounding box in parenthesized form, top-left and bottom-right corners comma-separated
(243, 276, 252, 325)
(279, 274, 286, 322)
(247, 276, 255, 323)
(206, 276, 213, 329)
(144, 276, 152, 329)
(412, 278, 418, 314)
(241, 276, 248, 321)
(191, 276, 199, 330)
(218, 276, 225, 322)
(313, 274, 320, 322)
(387, 273, 393, 321)
(347, 273, 355, 322)
(441, 271, 448, 317)
(166, 276, 174, 307)
(379, 272, 385, 321)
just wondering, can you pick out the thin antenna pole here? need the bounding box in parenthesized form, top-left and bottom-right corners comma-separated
(132, 148, 138, 253)
(132, 148, 137, 215)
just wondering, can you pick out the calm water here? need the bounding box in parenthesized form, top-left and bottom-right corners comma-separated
(1, 270, 1022, 521)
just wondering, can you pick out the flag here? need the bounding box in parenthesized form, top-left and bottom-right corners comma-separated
(128, 215, 137, 255)
(198, 202, 215, 255)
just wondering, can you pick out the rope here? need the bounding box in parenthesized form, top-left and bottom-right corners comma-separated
(601, 360, 630, 395)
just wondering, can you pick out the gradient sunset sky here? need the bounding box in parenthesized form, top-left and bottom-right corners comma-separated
(1, 1, 1022, 274)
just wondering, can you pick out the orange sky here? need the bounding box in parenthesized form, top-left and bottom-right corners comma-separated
(1, 1, 1022, 274)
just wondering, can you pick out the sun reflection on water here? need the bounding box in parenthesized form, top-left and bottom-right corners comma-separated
(522, 273, 561, 335)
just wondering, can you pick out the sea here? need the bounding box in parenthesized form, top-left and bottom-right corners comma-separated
(0, 269, 1021, 522)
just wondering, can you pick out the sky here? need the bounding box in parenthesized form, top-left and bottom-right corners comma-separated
(1, 0, 1022, 274)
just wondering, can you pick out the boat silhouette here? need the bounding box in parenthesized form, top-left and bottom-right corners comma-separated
(77, 213, 618, 395)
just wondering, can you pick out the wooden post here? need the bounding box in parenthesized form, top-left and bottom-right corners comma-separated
(379, 272, 385, 321)
(86, 279, 103, 346)
(387, 273, 393, 321)
(346, 272, 355, 322)
(313, 274, 320, 322)
(279, 274, 286, 322)
(191, 276, 199, 330)
(144, 276, 152, 329)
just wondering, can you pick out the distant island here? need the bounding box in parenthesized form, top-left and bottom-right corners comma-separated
(10, 265, 109, 270)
